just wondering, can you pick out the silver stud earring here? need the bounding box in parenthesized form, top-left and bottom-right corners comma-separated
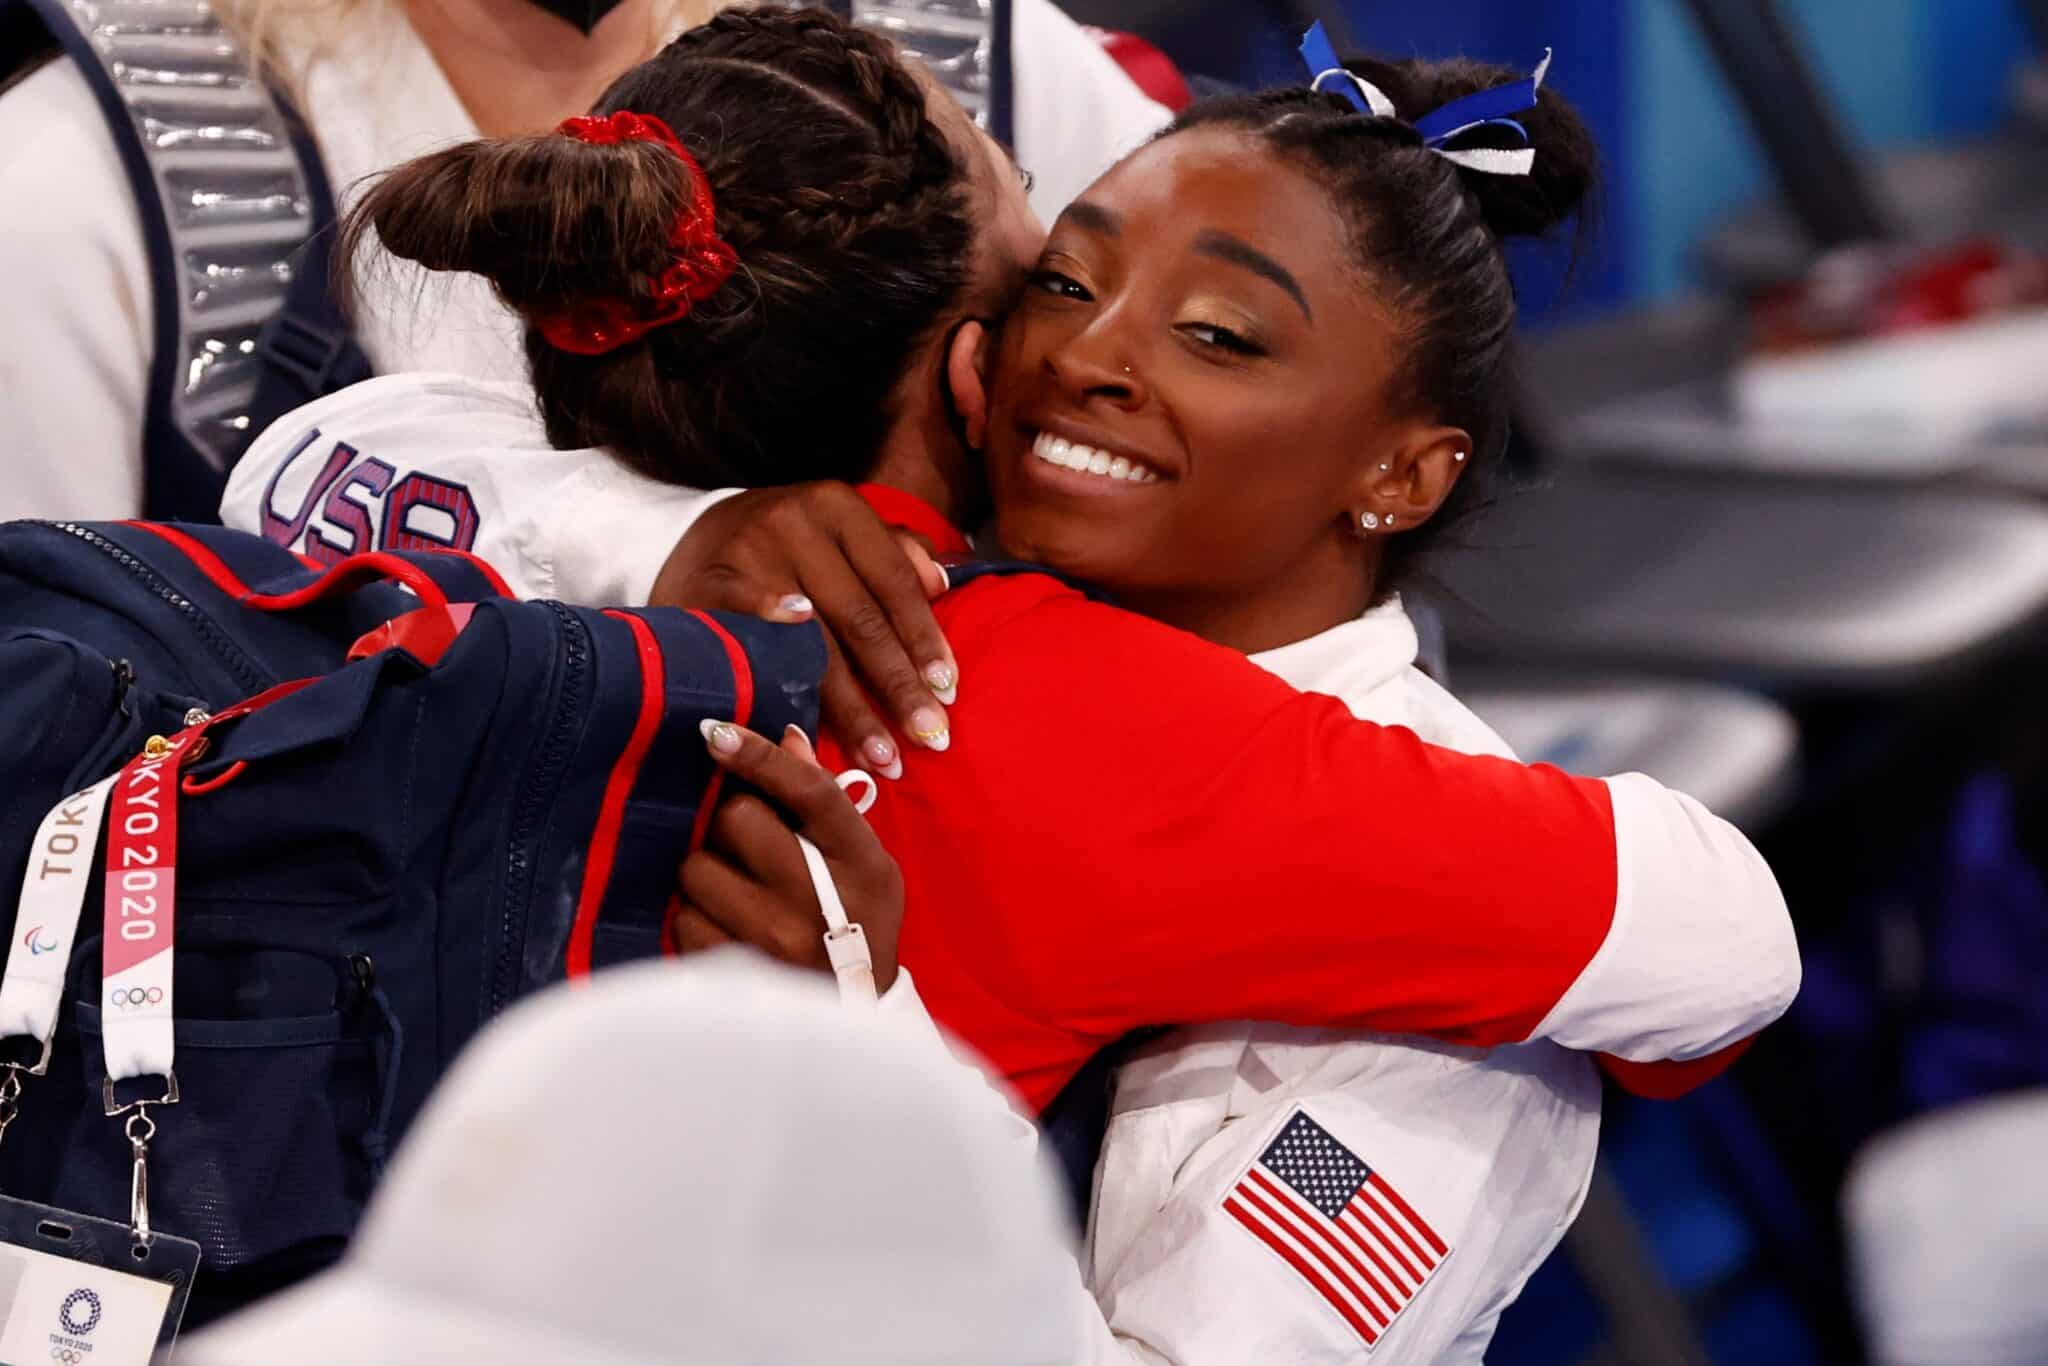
(1359, 511, 1379, 531)
(1378, 462, 1391, 472)
(1453, 450, 1467, 463)
(1385, 514, 1397, 528)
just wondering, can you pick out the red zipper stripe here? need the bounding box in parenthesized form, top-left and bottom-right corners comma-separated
(685, 610, 755, 855)
(566, 612, 668, 980)
(121, 521, 511, 608)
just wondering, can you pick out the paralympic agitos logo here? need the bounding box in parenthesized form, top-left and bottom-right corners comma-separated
(23, 925, 59, 955)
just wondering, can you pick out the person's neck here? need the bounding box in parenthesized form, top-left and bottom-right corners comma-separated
(1116, 536, 1381, 656)
(864, 407, 985, 535)
(400, 0, 660, 136)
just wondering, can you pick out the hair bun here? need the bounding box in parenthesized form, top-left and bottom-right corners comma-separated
(344, 134, 695, 326)
(1343, 53, 1597, 240)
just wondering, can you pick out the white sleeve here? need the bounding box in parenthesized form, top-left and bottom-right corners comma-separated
(1085, 1099, 1501, 1365)
(222, 385, 737, 605)
(1535, 772, 1801, 1060)
(1009, 0, 1173, 216)
(0, 63, 150, 520)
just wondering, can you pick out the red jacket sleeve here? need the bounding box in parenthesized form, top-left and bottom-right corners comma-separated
(890, 578, 1621, 1050)
(1598, 1039, 1756, 1098)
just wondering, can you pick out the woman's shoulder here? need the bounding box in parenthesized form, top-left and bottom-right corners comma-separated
(1395, 666, 1520, 760)
(937, 571, 1247, 667)
(250, 373, 548, 449)
(226, 373, 556, 518)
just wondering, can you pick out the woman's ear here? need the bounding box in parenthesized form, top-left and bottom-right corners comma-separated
(1347, 424, 1471, 534)
(944, 319, 993, 451)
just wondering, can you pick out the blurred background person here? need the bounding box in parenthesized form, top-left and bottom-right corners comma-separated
(0, 0, 1166, 521)
(183, 953, 1089, 1365)
(1843, 1089, 2048, 1365)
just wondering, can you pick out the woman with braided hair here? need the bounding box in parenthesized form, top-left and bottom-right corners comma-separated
(226, 11, 1794, 1358)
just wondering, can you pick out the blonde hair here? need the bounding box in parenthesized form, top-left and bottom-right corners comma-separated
(216, 0, 723, 102)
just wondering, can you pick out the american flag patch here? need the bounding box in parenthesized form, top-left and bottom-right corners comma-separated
(1222, 1109, 1451, 1349)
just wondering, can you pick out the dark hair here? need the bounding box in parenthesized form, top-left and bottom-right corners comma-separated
(1166, 54, 1596, 579)
(340, 5, 974, 489)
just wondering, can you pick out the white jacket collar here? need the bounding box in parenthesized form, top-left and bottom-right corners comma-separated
(1250, 596, 1419, 696)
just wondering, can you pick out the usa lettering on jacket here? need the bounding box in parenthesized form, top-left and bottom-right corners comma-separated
(257, 428, 482, 561)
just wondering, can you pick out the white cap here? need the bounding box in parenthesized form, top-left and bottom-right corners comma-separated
(185, 954, 1082, 1365)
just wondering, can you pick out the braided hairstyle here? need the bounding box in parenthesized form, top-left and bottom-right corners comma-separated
(342, 5, 973, 488)
(1167, 55, 1595, 577)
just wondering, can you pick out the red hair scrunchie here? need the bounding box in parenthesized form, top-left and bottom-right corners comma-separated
(535, 111, 739, 357)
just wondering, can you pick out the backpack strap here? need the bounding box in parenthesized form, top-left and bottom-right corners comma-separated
(15, 0, 371, 523)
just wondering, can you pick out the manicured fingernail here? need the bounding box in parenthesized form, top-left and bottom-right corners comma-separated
(699, 719, 741, 754)
(862, 735, 903, 780)
(783, 724, 817, 763)
(909, 706, 950, 752)
(923, 660, 957, 706)
(778, 594, 814, 618)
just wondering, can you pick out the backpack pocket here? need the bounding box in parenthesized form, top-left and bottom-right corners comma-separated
(43, 941, 401, 1296)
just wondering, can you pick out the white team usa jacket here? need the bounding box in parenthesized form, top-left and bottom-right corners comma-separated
(223, 373, 1801, 1362)
(1084, 603, 1604, 1364)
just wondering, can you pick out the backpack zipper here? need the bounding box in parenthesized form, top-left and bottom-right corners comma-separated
(44, 522, 271, 697)
(488, 601, 590, 1015)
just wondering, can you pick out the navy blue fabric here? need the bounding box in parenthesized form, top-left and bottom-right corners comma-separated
(941, 556, 1111, 602)
(0, 520, 823, 1322)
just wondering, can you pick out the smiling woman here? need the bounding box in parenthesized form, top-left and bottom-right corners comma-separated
(985, 56, 1597, 653)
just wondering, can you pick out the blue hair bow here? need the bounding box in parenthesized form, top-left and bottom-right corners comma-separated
(1298, 21, 1551, 177)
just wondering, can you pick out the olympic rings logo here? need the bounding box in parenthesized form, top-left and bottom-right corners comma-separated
(51, 1348, 81, 1362)
(108, 986, 164, 1008)
(59, 1287, 102, 1336)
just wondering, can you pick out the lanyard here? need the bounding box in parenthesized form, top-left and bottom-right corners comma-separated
(807, 769, 881, 1009)
(800, 834, 876, 1008)
(100, 731, 198, 1093)
(0, 776, 120, 1152)
(1, 776, 118, 1069)
(98, 726, 207, 1241)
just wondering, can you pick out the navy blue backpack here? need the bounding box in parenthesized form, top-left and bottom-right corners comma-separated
(0, 519, 822, 1320)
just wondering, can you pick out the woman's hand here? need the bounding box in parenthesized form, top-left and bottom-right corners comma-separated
(673, 721, 904, 993)
(651, 482, 956, 778)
